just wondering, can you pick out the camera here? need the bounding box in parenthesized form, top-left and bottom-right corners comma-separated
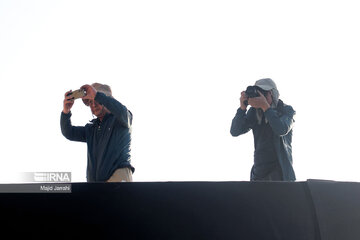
(66, 89, 86, 100)
(243, 86, 267, 106)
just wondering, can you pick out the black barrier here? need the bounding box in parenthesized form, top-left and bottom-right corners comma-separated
(307, 180, 360, 240)
(0, 181, 358, 239)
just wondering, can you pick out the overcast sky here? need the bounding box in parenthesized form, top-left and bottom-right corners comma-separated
(1, 0, 359, 182)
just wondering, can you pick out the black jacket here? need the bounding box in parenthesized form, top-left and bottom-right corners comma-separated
(61, 92, 134, 182)
(230, 100, 296, 181)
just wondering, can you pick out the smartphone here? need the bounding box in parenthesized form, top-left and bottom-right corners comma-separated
(66, 89, 86, 100)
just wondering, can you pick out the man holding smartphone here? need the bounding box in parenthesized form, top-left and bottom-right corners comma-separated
(230, 78, 296, 181)
(61, 83, 134, 182)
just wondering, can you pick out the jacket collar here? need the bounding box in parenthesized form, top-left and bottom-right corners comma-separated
(90, 112, 111, 126)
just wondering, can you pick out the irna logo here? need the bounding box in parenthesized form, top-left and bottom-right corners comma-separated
(33, 172, 71, 182)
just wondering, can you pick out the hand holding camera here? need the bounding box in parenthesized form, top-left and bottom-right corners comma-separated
(63, 90, 78, 114)
(80, 85, 97, 100)
(240, 91, 248, 110)
(241, 86, 270, 111)
(66, 89, 86, 100)
(62, 85, 100, 114)
(63, 87, 88, 114)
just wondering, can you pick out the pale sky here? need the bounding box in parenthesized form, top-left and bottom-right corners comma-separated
(1, 0, 359, 182)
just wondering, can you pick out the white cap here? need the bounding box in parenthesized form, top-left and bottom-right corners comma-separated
(254, 78, 277, 91)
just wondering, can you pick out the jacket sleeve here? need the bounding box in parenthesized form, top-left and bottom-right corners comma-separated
(60, 112, 86, 142)
(230, 107, 257, 136)
(95, 92, 132, 128)
(264, 105, 295, 136)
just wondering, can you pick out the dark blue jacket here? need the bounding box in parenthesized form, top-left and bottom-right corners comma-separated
(61, 92, 134, 182)
(230, 100, 296, 181)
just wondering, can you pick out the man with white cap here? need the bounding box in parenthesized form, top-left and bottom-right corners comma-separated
(230, 78, 296, 181)
(61, 83, 134, 182)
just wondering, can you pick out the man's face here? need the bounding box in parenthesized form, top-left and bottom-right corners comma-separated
(87, 99, 104, 117)
(264, 91, 273, 105)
